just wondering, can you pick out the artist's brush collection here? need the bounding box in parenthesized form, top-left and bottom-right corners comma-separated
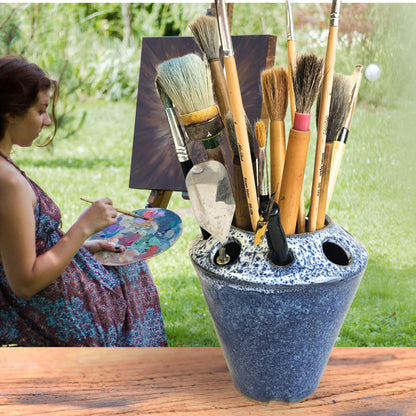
(155, 0, 362, 265)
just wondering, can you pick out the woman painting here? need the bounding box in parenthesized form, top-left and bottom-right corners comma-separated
(0, 55, 168, 347)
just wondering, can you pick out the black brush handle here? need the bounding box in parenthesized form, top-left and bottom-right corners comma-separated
(266, 203, 291, 266)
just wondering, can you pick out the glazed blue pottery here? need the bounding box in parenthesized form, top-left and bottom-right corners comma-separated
(189, 218, 368, 403)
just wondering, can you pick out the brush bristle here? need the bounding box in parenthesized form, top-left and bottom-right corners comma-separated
(155, 75, 172, 109)
(293, 54, 324, 114)
(225, 112, 239, 157)
(157, 53, 215, 115)
(255, 120, 267, 148)
(316, 73, 352, 142)
(189, 15, 220, 61)
(261, 67, 289, 122)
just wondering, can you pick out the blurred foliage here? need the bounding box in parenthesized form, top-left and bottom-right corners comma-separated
(1, 2, 414, 123)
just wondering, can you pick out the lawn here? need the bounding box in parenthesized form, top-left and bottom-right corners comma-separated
(11, 95, 416, 347)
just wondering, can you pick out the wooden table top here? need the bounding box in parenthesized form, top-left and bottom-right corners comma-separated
(0, 347, 415, 415)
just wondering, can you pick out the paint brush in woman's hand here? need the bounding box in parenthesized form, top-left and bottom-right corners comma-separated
(308, 0, 341, 232)
(80, 198, 150, 220)
(277, 54, 323, 235)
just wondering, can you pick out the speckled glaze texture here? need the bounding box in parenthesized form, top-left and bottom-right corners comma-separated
(189, 219, 368, 403)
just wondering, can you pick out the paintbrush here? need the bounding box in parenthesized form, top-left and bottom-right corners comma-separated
(261, 66, 288, 200)
(327, 64, 363, 207)
(225, 112, 252, 231)
(315, 73, 352, 229)
(189, 15, 256, 230)
(286, 0, 296, 124)
(215, 0, 259, 232)
(277, 54, 324, 235)
(255, 120, 269, 212)
(189, 15, 231, 124)
(80, 198, 149, 220)
(155, 76, 211, 240)
(253, 120, 272, 245)
(156, 53, 226, 167)
(266, 202, 291, 266)
(308, 0, 341, 232)
(155, 75, 194, 178)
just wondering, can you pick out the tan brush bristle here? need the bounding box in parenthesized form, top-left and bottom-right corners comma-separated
(255, 120, 267, 148)
(189, 16, 220, 61)
(261, 67, 289, 122)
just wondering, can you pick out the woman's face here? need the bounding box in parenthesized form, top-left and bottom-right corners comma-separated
(6, 89, 51, 147)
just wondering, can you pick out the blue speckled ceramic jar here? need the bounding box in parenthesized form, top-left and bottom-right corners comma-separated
(189, 218, 368, 403)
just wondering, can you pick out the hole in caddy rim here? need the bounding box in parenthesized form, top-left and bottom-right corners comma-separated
(212, 239, 242, 266)
(322, 238, 352, 266)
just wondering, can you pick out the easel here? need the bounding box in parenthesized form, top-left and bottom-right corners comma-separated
(130, 4, 276, 210)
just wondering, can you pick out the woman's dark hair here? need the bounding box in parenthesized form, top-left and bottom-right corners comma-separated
(0, 54, 59, 144)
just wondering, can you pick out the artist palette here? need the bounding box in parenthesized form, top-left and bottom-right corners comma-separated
(89, 208, 182, 266)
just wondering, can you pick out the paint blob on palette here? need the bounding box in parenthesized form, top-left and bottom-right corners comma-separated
(89, 208, 182, 266)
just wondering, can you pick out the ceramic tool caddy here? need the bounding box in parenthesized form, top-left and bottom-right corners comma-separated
(189, 218, 367, 403)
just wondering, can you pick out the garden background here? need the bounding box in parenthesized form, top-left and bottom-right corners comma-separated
(1, 2, 415, 346)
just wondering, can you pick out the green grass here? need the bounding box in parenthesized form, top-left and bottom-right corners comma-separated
(11, 96, 416, 347)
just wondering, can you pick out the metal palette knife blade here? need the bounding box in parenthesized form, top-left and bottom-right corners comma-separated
(186, 160, 236, 245)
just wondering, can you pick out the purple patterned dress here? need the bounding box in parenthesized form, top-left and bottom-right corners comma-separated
(0, 155, 168, 347)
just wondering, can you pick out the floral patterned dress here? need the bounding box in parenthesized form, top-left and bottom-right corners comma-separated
(0, 154, 167, 347)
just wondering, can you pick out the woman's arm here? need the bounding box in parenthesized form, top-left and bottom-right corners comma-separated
(0, 172, 118, 300)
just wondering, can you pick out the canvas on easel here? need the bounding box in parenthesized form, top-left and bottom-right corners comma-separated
(129, 35, 276, 195)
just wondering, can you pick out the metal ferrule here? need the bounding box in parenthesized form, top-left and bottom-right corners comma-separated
(330, 0, 341, 27)
(215, 0, 233, 57)
(285, 0, 295, 41)
(165, 108, 190, 163)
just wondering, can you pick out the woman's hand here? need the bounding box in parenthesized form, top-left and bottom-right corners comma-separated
(83, 239, 125, 254)
(75, 198, 118, 238)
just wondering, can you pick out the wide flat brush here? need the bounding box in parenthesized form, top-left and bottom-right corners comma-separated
(315, 73, 352, 229)
(157, 53, 226, 167)
(215, 0, 259, 231)
(278, 54, 323, 235)
(308, 0, 341, 232)
(327, 64, 363, 207)
(155, 76, 211, 240)
(261, 67, 288, 200)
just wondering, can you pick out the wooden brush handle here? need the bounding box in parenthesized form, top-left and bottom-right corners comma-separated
(297, 184, 306, 234)
(327, 140, 346, 208)
(278, 128, 310, 235)
(233, 158, 252, 231)
(223, 56, 259, 231)
(203, 140, 226, 166)
(287, 39, 296, 124)
(209, 59, 231, 119)
(316, 142, 334, 229)
(270, 120, 286, 199)
(308, 25, 338, 232)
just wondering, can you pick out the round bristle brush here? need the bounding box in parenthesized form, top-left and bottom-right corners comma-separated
(327, 65, 364, 208)
(278, 53, 324, 235)
(157, 53, 226, 166)
(315, 73, 352, 229)
(261, 67, 288, 199)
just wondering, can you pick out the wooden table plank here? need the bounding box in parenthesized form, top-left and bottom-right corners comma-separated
(0, 348, 415, 415)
